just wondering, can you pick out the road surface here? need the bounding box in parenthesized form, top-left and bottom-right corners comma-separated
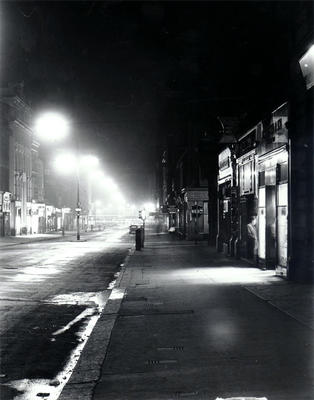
(0, 227, 132, 400)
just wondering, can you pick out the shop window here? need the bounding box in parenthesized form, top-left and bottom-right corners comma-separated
(239, 160, 254, 195)
(277, 162, 288, 182)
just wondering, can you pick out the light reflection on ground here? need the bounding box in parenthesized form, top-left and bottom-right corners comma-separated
(168, 267, 277, 285)
(5, 289, 109, 400)
(9, 229, 128, 284)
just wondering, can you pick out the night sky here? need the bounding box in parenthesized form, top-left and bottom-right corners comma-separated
(1, 1, 295, 202)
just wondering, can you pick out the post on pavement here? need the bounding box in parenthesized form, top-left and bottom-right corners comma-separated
(75, 171, 81, 241)
(138, 209, 146, 248)
(136, 228, 142, 251)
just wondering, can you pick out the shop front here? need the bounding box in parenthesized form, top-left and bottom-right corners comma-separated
(29, 202, 46, 234)
(236, 126, 260, 261)
(11, 200, 22, 235)
(184, 189, 208, 240)
(45, 205, 55, 232)
(257, 103, 289, 274)
(216, 147, 237, 255)
(0, 192, 11, 236)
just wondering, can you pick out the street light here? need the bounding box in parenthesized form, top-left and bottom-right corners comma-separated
(33, 111, 70, 236)
(34, 111, 70, 142)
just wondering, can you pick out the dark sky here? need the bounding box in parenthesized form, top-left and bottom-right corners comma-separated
(1, 1, 295, 202)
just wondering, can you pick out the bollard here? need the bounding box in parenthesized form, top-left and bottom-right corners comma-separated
(135, 228, 142, 251)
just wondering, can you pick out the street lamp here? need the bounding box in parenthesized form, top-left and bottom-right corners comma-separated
(34, 111, 70, 142)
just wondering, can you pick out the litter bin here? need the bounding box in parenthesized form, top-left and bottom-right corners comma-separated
(135, 228, 142, 251)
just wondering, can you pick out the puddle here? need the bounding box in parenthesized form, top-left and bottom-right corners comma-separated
(45, 290, 109, 309)
(6, 310, 100, 400)
(4, 290, 112, 400)
(52, 308, 95, 336)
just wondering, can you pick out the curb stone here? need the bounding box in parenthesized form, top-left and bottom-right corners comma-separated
(58, 248, 133, 400)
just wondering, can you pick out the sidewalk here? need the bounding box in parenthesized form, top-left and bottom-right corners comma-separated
(0, 230, 105, 247)
(60, 229, 314, 400)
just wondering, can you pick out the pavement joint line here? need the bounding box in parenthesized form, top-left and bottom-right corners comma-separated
(244, 286, 314, 331)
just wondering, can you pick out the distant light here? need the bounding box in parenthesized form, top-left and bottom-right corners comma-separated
(89, 170, 105, 181)
(304, 63, 308, 68)
(143, 202, 155, 212)
(34, 112, 70, 142)
(113, 191, 125, 205)
(80, 155, 99, 168)
(103, 177, 118, 191)
(54, 153, 77, 174)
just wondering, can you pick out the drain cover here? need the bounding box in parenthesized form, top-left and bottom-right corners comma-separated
(158, 346, 184, 351)
(146, 359, 177, 365)
(216, 397, 268, 400)
(175, 391, 198, 398)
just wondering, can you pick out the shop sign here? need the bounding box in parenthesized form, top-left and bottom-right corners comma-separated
(218, 148, 231, 170)
(46, 206, 54, 215)
(38, 206, 45, 217)
(239, 158, 255, 195)
(238, 129, 257, 155)
(186, 190, 208, 202)
(263, 117, 288, 143)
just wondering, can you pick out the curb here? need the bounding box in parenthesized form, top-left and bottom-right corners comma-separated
(58, 247, 134, 400)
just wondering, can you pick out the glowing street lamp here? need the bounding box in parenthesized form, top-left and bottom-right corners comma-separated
(34, 111, 70, 142)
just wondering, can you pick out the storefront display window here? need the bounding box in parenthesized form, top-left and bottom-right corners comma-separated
(240, 160, 254, 195)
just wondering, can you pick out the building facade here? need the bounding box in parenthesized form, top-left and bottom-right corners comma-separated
(0, 87, 45, 236)
(287, 2, 314, 281)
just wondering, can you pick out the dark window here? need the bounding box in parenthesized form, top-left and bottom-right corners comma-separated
(259, 171, 265, 187)
(278, 162, 288, 182)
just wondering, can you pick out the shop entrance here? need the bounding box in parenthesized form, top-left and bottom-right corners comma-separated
(257, 155, 288, 273)
(276, 183, 288, 274)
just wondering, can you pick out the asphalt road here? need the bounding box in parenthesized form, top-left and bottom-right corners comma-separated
(0, 227, 132, 400)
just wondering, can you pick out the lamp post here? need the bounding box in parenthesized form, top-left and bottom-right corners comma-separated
(75, 164, 81, 240)
(54, 153, 99, 240)
(34, 111, 70, 235)
(34, 112, 101, 240)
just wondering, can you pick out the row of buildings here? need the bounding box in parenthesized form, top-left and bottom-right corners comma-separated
(155, 3, 313, 282)
(0, 85, 89, 237)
